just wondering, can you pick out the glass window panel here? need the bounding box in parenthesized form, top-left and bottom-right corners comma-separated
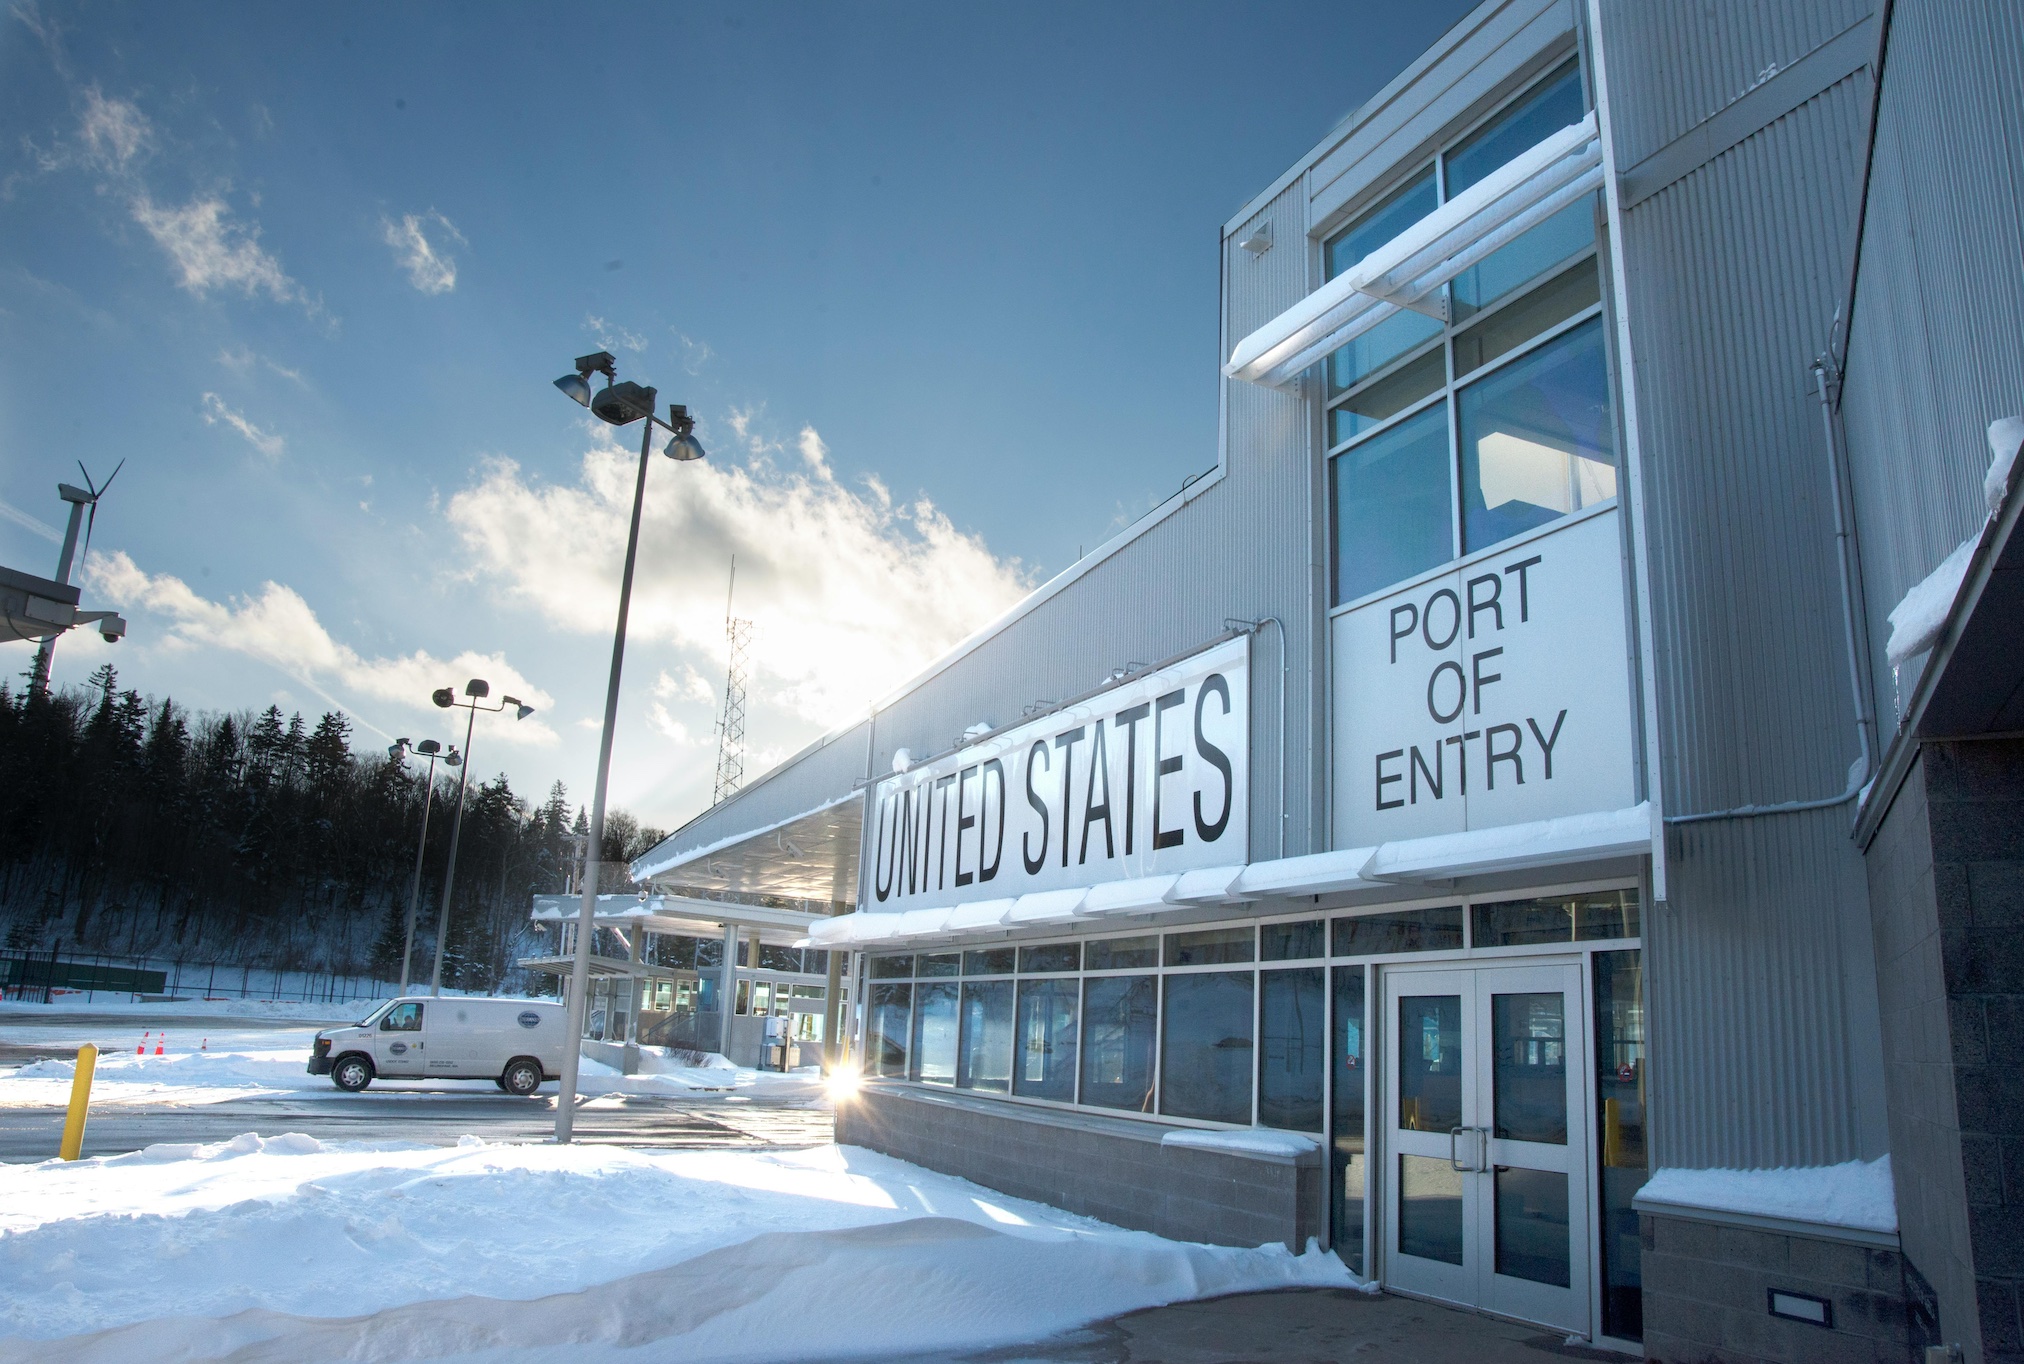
(1259, 968, 1324, 1132)
(1596, 949, 1648, 1341)
(1444, 60, 1585, 198)
(962, 947, 1016, 977)
(1085, 935, 1158, 971)
(734, 979, 751, 1015)
(1459, 317, 1616, 554)
(1491, 992, 1567, 1144)
(1332, 403, 1453, 606)
(1473, 889, 1642, 947)
(1452, 201, 1597, 323)
(868, 983, 912, 1078)
(870, 954, 914, 980)
(916, 952, 961, 978)
(1453, 259, 1601, 377)
(1159, 971, 1255, 1124)
(1495, 1167, 1571, 1287)
(910, 980, 959, 1084)
(1331, 965, 1368, 1273)
(1399, 1154, 1465, 1265)
(1329, 347, 1445, 445)
(957, 980, 1014, 1092)
(1325, 166, 1439, 279)
(1013, 977, 1079, 1102)
(1261, 918, 1326, 961)
(1018, 942, 1081, 974)
(751, 981, 773, 1014)
(1327, 308, 1445, 396)
(1080, 974, 1157, 1112)
(1332, 906, 1465, 956)
(1398, 994, 1463, 1132)
(1164, 926, 1256, 967)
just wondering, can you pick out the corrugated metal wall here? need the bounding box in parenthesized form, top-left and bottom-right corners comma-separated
(1607, 0, 1889, 1168)
(1839, 0, 2024, 730)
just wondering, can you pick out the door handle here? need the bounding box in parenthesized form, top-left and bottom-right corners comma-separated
(1449, 1126, 1489, 1173)
(1449, 1127, 1469, 1172)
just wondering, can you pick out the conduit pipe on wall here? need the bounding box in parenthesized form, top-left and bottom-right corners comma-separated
(1666, 351, 1876, 825)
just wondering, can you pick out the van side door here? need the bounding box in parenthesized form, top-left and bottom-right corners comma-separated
(374, 1001, 427, 1076)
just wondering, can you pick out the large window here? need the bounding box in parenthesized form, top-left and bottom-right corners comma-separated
(910, 980, 958, 1085)
(1160, 970, 1255, 1124)
(1325, 60, 1613, 607)
(1081, 973, 1157, 1111)
(1259, 968, 1324, 1132)
(867, 983, 911, 1078)
(1014, 977, 1079, 1101)
(957, 980, 1014, 1093)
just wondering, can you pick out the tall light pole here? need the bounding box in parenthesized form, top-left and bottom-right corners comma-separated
(551, 349, 706, 1143)
(388, 737, 460, 995)
(428, 679, 535, 995)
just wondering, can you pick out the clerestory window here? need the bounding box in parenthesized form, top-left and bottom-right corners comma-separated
(1326, 60, 1617, 608)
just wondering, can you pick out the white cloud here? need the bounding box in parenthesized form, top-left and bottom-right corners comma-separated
(133, 194, 300, 303)
(200, 392, 284, 460)
(217, 345, 305, 384)
(445, 427, 1032, 729)
(675, 332, 713, 375)
(84, 550, 559, 747)
(79, 87, 150, 171)
(381, 210, 463, 294)
(584, 314, 647, 354)
(797, 425, 830, 473)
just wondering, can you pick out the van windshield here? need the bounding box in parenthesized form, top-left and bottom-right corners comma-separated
(356, 1000, 395, 1028)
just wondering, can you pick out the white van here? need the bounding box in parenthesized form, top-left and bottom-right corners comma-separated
(308, 997, 567, 1095)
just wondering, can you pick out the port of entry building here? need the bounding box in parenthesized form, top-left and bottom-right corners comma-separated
(631, 0, 2024, 1357)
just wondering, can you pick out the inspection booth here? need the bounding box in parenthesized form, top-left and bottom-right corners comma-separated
(521, 893, 836, 1071)
(629, 0, 2020, 1358)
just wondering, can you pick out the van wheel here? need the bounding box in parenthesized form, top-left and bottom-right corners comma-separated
(332, 1055, 374, 1092)
(502, 1059, 543, 1096)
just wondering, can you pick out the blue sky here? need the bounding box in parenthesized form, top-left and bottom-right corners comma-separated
(0, 0, 1472, 830)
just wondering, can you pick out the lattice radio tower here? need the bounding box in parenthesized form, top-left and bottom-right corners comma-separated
(712, 557, 754, 806)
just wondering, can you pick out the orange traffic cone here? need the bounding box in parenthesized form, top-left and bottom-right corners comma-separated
(154, 1036, 165, 1056)
(201, 1038, 208, 1051)
(136, 1031, 148, 1055)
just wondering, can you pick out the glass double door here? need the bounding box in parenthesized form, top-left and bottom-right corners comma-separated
(1382, 962, 1589, 1333)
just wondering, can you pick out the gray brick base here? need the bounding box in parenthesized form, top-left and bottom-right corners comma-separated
(834, 1082, 1323, 1251)
(1640, 1210, 1922, 1363)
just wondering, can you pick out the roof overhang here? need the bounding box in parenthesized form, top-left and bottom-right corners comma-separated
(530, 892, 830, 947)
(811, 803, 1651, 950)
(0, 563, 125, 645)
(629, 792, 861, 904)
(1225, 112, 1602, 389)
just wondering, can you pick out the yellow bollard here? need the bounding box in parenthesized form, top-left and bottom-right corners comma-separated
(58, 1043, 97, 1161)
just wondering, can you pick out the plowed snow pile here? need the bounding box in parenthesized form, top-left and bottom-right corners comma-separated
(0, 1134, 1357, 1363)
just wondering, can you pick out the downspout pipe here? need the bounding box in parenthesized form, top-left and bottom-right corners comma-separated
(1666, 350, 1875, 825)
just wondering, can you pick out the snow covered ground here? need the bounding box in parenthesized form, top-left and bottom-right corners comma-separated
(0, 1013, 820, 1107)
(0, 1133, 1358, 1363)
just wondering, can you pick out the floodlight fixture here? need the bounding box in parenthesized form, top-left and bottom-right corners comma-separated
(554, 373, 592, 406)
(416, 739, 442, 756)
(663, 403, 705, 461)
(464, 678, 489, 699)
(590, 380, 656, 426)
(432, 687, 454, 709)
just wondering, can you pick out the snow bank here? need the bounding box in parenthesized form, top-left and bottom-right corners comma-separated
(1161, 1128, 1320, 1157)
(1639, 1155, 1896, 1235)
(1885, 414, 2024, 669)
(0, 1138, 1357, 1362)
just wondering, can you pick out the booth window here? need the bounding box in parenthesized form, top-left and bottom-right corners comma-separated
(868, 982, 912, 1077)
(1160, 970, 1255, 1124)
(957, 979, 1015, 1092)
(1325, 58, 1613, 608)
(1014, 976, 1080, 1102)
(910, 979, 959, 1085)
(1258, 967, 1324, 1132)
(1080, 973, 1156, 1111)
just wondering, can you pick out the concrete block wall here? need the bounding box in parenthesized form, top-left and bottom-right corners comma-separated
(1640, 1213, 1918, 1363)
(836, 1084, 1322, 1252)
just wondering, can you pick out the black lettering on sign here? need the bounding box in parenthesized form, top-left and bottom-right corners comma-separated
(1194, 674, 1233, 841)
(1152, 689, 1186, 850)
(1054, 727, 1086, 868)
(1080, 721, 1114, 865)
(1485, 724, 1524, 788)
(954, 765, 977, 887)
(1444, 730, 1481, 794)
(1470, 647, 1503, 716)
(1022, 740, 1050, 875)
(1410, 744, 1442, 803)
(1423, 588, 1462, 651)
(1504, 554, 1542, 622)
(1114, 702, 1151, 854)
(874, 795, 894, 901)
(980, 759, 1006, 881)
(1376, 749, 1406, 810)
(1427, 661, 1466, 724)
(933, 774, 956, 889)
(1527, 710, 1567, 780)
(1466, 571, 1503, 637)
(899, 787, 918, 896)
(1389, 603, 1418, 664)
